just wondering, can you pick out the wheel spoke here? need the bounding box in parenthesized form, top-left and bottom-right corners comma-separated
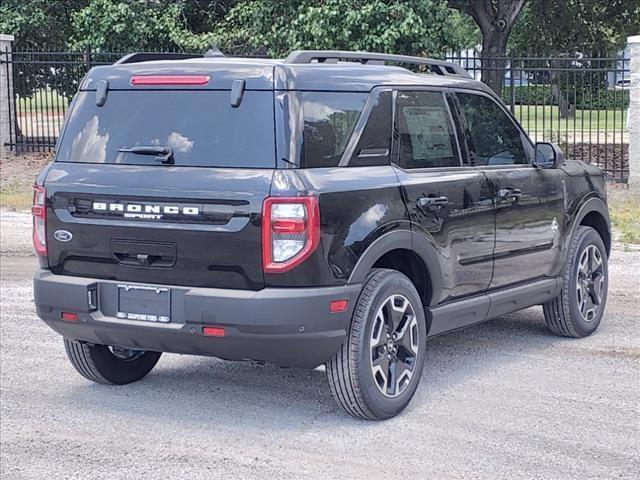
(372, 351, 390, 369)
(592, 249, 602, 271)
(578, 249, 589, 276)
(371, 354, 390, 393)
(396, 344, 416, 369)
(389, 296, 408, 330)
(396, 316, 418, 354)
(387, 358, 406, 396)
(587, 284, 600, 306)
(371, 312, 386, 348)
(390, 356, 413, 397)
(382, 302, 395, 332)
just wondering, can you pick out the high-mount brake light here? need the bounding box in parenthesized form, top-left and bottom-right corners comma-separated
(262, 197, 320, 273)
(129, 75, 210, 86)
(31, 185, 47, 256)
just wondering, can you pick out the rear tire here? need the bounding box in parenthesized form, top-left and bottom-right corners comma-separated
(543, 226, 608, 338)
(64, 339, 162, 385)
(327, 269, 427, 420)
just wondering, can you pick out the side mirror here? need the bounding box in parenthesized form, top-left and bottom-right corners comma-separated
(533, 142, 564, 169)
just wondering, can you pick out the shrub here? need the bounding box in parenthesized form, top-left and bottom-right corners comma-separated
(501, 85, 629, 110)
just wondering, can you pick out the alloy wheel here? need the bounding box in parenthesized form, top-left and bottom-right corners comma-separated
(369, 294, 419, 398)
(576, 244, 605, 322)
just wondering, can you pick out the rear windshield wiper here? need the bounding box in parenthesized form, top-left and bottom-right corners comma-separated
(118, 146, 174, 164)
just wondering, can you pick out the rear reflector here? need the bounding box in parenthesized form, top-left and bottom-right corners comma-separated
(329, 299, 349, 313)
(202, 326, 225, 337)
(130, 75, 210, 86)
(272, 218, 306, 234)
(61, 312, 79, 322)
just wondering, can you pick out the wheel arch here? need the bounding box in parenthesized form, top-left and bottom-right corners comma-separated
(348, 230, 443, 309)
(570, 196, 611, 256)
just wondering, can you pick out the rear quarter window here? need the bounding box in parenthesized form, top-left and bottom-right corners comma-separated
(56, 90, 276, 168)
(300, 92, 367, 168)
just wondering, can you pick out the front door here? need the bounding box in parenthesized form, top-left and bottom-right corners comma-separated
(453, 91, 565, 290)
(392, 90, 495, 303)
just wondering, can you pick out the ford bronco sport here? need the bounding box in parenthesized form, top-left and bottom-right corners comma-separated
(33, 50, 611, 420)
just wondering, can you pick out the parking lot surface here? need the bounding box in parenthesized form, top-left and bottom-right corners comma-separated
(1, 210, 639, 479)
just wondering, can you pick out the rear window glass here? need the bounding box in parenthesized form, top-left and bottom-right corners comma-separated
(300, 92, 366, 168)
(56, 90, 275, 168)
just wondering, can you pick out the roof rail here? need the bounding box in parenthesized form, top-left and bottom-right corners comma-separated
(284, 50, 470, 77)
(114, 52, 204, 65)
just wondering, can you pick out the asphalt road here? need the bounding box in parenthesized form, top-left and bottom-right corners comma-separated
(1, 210, 639, 479)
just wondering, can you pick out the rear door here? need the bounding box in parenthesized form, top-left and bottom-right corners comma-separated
(453, 91, 565, 289)
(45, 86, 276, 290)
(391, 89, 495, 303)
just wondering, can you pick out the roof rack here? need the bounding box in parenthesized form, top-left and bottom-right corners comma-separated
(284, 50, 470, 77)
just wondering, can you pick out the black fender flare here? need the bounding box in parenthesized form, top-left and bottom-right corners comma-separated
(565, 195, 611, 254)
(347, 229, 443, 307)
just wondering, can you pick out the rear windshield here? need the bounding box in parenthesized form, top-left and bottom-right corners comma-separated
(56, 90, 275, 168)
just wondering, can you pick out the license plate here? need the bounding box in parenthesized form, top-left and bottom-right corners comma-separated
(117, 284, 170, 323)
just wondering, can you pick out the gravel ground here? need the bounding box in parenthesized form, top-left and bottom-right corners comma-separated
(1, 210, 639, 479)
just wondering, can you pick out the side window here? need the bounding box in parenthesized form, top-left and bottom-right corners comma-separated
(349, 91, 392, 167)
(455, 93, 530, 166)
(301, 92, 366, 168)
(395, 91, 460, 169)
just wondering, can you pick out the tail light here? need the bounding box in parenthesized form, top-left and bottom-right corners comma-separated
(262, 197, 319, 273)
(31, 185, 47, 256)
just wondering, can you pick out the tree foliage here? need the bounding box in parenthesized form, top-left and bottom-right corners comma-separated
(212, 0, 478, 57)
(0, 0, 85, 50)
(510, 0, 640, 55)
(1, 0, 477, 55)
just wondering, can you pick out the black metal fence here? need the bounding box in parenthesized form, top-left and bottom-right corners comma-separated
(1, 49, 630, 180)
(446, 53, 630, 180)
(1, 48, 123, 153)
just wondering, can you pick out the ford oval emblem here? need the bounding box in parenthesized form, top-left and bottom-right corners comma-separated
(54, 230, 73, 242)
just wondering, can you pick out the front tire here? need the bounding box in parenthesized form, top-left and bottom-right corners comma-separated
(543, 226, 608, 338)
(327, 269, 427, 420)
(64, 339, 162, 385)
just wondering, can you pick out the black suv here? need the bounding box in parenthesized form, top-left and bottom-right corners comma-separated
(33, 50, 611, 420)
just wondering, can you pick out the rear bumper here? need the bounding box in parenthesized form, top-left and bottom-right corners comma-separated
(34, 270, 360, 369)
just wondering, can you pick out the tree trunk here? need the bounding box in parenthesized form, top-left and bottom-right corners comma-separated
(447, 1, 527, 95)
(551, 82, 571, 118)
(480, 31, 509, 96)
(550, 59, 572, 118)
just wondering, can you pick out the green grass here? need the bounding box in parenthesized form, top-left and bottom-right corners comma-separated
(608, 189, 640, 245)
(15, 90, 628, 133)
(17, 89, 70, 113)
(513, 105, 627, 133)
(0, 185, 32, 211)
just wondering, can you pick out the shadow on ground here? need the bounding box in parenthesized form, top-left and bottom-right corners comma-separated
(64, 307, 559, 428)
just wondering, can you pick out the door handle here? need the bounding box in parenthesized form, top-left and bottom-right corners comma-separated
(418, 196, 449, 209)
(497, 188, 522, 200)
